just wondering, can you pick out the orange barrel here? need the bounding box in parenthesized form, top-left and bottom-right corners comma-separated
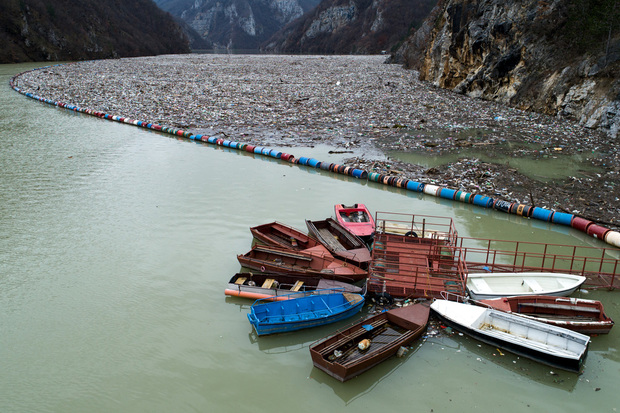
(587, 224, 611, 240)
(571, 216, 593, 232)
(604, 231, 620, 248)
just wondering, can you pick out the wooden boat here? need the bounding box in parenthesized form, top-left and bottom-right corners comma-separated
(237, 245, 368, 282)
(306, 218, 372, 268)
(334, 203, 375, 239)
(224, 272, 363, 301)
(430, 299, 590, 372)
(309, 302, 431, 382)
(250, 221, 321, 251)
(466, 272, 586, 300)
(476, 295, 614, 335)
(247, 290, 365, 336)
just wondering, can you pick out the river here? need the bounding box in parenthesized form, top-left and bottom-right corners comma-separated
(1, 62, 619, 412)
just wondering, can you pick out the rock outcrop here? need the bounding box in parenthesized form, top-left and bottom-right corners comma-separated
(262, 0, 437, 54)
(154, 0, 320, 50)
(396, 0, 620, 137)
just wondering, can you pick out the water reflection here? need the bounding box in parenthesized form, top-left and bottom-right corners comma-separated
(308, 338, 427, 405)
(427, 331, 579, 392)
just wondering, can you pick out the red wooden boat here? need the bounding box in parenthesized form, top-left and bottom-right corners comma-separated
(250, 221, 321, 251)
(237, 245, 368, 282)
(334, 203, 375, 239)
(306, 218, 372, 268)
(224, 272, 363, 300)
(477, 295, 614, 335)
(310, 302, 430, 382)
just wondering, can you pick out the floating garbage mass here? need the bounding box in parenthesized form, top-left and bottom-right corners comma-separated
(8, 63, 620, 249)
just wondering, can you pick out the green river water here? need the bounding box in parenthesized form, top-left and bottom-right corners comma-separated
(1, 62, 619, 413)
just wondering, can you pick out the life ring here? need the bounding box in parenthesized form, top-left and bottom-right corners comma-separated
(260, 266, 266, 272)
(405, 231, 418, 238)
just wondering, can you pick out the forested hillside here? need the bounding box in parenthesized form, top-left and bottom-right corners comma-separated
(0, 0, 190, 63)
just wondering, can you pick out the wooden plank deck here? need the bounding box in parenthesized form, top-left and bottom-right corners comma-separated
(369, 233, 466, 299)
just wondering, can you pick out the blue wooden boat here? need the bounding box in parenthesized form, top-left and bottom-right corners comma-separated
(247, 289, 365, 336)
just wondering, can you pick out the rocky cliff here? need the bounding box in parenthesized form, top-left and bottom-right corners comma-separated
(262, 0, 437, 54)
(0, 0, 190, 63)
(395, 0, 620, 137)
(154, 0, 320, 50)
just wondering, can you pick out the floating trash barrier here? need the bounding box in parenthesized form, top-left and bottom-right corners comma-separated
(9, 64, 619, 249)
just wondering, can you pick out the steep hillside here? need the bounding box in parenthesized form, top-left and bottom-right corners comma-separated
(154, 0, 321, 50)
(262, 0, 437, 54)
(0, 0, 190, 63)
(395, 0, 620, 137)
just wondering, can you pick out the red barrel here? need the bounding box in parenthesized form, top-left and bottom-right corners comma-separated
(571, 216, 593, 232)
(587, 224, 610, 240)
(245, 145, 255, 153)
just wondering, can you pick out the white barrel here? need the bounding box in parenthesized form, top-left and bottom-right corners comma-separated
(423, 184, 440, 196)
(604, 231, 620, 248)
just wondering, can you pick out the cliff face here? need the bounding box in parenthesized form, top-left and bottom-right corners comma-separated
(155, 0, 320, 50)
(0, 0, 190, 63)
(397, 0, 620, 137)
(262, 0, 437, 54)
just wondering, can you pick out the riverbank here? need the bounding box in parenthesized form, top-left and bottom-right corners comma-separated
(12, 54, 619, 230)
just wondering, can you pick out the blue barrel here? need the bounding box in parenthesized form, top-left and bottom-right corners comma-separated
(472, 195, 493, 208)
(531, 207, 553, 222)
(254, 147, 264, 154)
(307, 158, 321, 168)
(261, 148, 271, 155)
(269, 150, 282, 159)
(222, 140, 231, 147)
(297, 157, 310, 166)
(439, 188, 457, 200)
(351, 169, 367, 179)
(207, 136, 218, 144)
(551, 211, 573, 226)
(406, 181, 424, 192)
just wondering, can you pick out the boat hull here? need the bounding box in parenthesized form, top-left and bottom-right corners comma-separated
(466, 272, 587, 300)
(237, 245, 368, 283)
(248, 292, 365, 336)
(431, 300, 590, 373)
(306, 218, 372, 268)
(478, 296, 614, 335)
(310, 302, 430, 381)
(334, 203, 375, 239)
(224, 273, 362, 301)
(250, 221, 321, 251)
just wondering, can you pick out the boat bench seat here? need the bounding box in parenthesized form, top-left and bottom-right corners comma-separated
(470, 278, 492, 293)
(291, 280, 304, 292)
(523, 278, 544, 293)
